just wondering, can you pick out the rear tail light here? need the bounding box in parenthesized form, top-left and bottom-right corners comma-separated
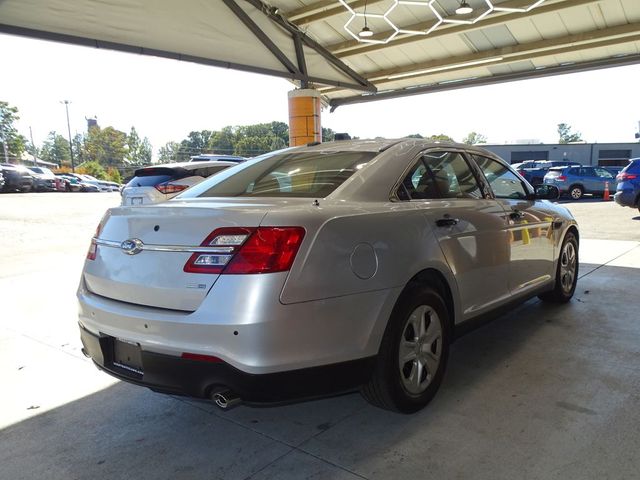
(617, 173, 637, 181)
(184, 227, 305, 275)
(86, 223, 103, 261)
(517, 170, 525, 176)
(557, 175, 567, 182)
(155, 182, 189, 194)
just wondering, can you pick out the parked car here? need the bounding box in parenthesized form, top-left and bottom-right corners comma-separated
(190, 154, 246, 163)
(516, 160, 581, 186)
(78, 139, 579, 413)
(121, 161, 237, 205)
(614, 158, 640, 211)
(1, 164, 33, 192)
(544, 165, 616, 199)
(77, 174, 109, 192)
(0, 170, 4, 191)
(55, 173, 88, 192)
(28, 166, 57, 191)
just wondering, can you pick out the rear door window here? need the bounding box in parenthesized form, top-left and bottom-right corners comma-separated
(397, 151, 483, 200)
(472, 155, 528, 200)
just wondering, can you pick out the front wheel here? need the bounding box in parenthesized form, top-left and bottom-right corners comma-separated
(361, 284, 450, 413)
(539, 231, 579, 303)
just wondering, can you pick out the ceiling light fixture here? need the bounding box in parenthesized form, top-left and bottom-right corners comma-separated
(359, 0, 374, 38)
(455, 1, 474, 15)
(359, 26, 374, 37)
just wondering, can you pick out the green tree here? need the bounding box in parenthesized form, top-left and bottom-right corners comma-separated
(208, 127, 237, 155)
(178, 130, 214, 160)
(72, 133, 85, 165)
(125, 127, 152, 165)
(84, 126, 127, 166)
(40, 131, 71, 166)
(426, 134, 455, 142)
(405, 133, 423, 139)
(322, 127, 336, 142)
(158, 141, 181, 163)
(0, 101, 27, 162)
(557, 123, 583, 144)
(462, 132, 487, 145)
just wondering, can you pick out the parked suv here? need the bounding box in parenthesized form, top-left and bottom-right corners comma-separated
(1, 164, 33, 192)
(614, 158, 640, 211)
(121, 161, 237, 205)
(28, 166, 57, 191)
(516, 160, 581, 186)
(544, 165, 616, 200)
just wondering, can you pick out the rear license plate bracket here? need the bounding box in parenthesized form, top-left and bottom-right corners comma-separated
(111, 337, 143, 375)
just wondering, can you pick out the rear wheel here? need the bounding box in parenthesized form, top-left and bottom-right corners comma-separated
(361, 284, 450, 413)
(569, 185, 583, 200)
(539, 231, 578, 303)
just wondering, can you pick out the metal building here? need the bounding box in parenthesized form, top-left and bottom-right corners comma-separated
(483, 142, 640, 166)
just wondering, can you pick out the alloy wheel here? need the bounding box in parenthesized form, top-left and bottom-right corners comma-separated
(560, 241, 577, 294)
(398, 305, 442, 395)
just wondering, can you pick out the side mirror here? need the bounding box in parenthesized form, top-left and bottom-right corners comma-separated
(534, 184, 560, 200)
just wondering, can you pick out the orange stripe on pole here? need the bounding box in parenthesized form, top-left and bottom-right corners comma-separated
(288, 89, 322, 147)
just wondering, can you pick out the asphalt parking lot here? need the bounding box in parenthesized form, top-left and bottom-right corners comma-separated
(2, 192, 640, 480)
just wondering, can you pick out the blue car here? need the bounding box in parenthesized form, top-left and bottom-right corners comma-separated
(614, 158, 640, 211)
(543, 165, 617, 200)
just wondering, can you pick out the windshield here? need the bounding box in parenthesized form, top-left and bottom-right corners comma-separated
(185, 151, 376, 198)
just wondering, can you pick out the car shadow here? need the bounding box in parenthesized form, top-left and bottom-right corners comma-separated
(4, 265, 640, 479)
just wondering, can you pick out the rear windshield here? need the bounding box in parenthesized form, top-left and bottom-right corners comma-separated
(189, 151, 376, 198)
(545, 170, 563, 177)
(621, 159, 640, 173)
(126, 167, 187, 187)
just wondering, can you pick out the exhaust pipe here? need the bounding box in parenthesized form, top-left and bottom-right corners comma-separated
(212, 389, 242, 410)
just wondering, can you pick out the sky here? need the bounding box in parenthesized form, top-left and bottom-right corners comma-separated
(2, 33, 640, 159)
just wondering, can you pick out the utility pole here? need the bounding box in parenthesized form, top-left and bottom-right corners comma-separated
(0, 110, 9, 163)
(61, 100, 75, 172)
(29, 126, 37, 166)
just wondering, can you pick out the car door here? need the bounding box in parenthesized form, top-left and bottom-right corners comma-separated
(397, 150, 511, 319)
(471, 154, 555, 296)
(579, 167, 598, 192)
(594, 167, 615, 193)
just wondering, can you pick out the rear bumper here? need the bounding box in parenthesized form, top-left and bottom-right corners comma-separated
(614, 189, 637, 207)
(79, 324, 375, 403)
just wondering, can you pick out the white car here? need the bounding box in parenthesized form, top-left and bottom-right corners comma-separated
(120, 161, 237, 206)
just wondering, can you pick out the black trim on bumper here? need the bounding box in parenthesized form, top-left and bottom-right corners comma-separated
(79, 325, 375, 404)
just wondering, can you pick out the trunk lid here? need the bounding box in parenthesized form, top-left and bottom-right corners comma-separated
(83, 198, 288, 311)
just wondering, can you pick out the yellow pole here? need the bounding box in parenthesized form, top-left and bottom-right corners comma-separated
(288, 89, 322, 146)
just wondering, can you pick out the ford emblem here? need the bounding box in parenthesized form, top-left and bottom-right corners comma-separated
(121, 238, 144, 255)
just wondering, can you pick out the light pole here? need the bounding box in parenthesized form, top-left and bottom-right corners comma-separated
(61, 100, 75, 172)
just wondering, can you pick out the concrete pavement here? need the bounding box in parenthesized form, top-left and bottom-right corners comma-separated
(1, 192, 639, 480)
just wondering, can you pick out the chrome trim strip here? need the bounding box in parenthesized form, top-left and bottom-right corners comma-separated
(94, 238, 235, 254)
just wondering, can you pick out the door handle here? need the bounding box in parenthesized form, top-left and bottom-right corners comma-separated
(436, 217, 459, 227)
(510, 210, 525, 220)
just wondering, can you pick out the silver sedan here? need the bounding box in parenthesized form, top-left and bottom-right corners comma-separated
(78, 139, 578, 413)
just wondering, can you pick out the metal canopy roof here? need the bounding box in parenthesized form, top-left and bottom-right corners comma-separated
(1, 0, 639, 110)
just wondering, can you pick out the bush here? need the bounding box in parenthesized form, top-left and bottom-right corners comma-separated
(76, 161, 107, 179)
(106, 167, 122, 184)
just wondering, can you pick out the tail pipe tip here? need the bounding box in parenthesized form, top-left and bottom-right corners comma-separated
(212, 389, 242, 410)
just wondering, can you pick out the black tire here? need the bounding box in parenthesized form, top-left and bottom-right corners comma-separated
(361, 283, 450, 413)
(539, 231, 579, 303)
(568, 185, 583, 200)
